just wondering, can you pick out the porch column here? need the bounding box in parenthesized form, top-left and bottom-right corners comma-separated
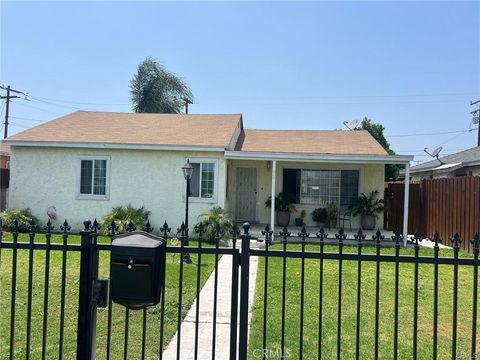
(403, 162, 410, 247)
(271, 160, 276, 234)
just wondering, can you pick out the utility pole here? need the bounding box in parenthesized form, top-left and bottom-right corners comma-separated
(0, 85, 28, 139)
(471, 100, 480, 146)
(184, 98, 193, 114)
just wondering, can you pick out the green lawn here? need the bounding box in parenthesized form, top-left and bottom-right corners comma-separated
(248, 244, 479, 359)
(0, 232, 216, 359)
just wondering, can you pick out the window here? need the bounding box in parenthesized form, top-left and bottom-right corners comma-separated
(189, 161, 216, 199)
(78, 157, 109, 199)
(283, 168, 359, 206)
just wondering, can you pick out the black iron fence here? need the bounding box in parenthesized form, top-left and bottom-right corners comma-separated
(0, 218, 479, 359)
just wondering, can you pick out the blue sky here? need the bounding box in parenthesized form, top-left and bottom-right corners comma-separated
(1, 1, 479, 164)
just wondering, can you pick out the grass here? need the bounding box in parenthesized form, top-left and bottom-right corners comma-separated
(248, 243, 479, 359)
(0, 232, 216, 359)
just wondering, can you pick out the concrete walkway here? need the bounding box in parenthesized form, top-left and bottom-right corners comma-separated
(162, 251, 258, 360)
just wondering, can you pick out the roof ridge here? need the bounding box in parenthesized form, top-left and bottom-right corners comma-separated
(245, 128, 368, 132)
(76, 110, 243, 116)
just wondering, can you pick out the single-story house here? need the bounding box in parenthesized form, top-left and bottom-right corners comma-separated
(406, 146, 480, 180)
(5, 111, 413, 236)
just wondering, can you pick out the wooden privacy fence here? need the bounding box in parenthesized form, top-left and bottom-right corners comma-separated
(385, 176, 480, 252)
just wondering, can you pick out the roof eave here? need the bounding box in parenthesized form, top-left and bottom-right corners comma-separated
(224, 150, 413, 164)
(6, 140, 227, 152)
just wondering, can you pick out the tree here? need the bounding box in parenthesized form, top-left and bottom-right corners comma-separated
(130, 57, 193, 113)
(358, 117, 404, 180)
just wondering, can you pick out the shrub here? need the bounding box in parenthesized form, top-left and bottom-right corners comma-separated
(195, 206, 233, 243)
(100, 205, 151, 235)
(0, 208, 40, 232)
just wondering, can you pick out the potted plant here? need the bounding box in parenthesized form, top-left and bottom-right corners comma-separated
(326, 203, 339, 229)
(350, 190, 386, 230)
(265, 192, 297, 227)
(295, 209, 307, 227)
(312, 207, 327, 227)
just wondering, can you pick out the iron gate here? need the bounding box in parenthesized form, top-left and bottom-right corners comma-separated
(0, 218, 479, 359)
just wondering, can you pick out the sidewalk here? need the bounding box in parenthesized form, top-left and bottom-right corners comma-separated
(162, 252, 258, 359)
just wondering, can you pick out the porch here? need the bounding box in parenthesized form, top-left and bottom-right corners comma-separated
(224, 151, 413, 246)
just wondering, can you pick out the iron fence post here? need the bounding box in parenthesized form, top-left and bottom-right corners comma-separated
(76, 220, 99, 360)
(238, 222, 251, 360)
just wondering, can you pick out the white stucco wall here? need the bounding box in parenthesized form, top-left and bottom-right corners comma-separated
(9, 146, 227, 231)
(227, 160, 385, 229)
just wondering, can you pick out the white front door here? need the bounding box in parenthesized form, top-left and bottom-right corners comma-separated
(235, 167, 257, 222)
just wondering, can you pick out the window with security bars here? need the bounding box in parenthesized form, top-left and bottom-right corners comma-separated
(189, 161, 216, 199)
(80, 159, 107, 196)
(283, 168, 359, 206)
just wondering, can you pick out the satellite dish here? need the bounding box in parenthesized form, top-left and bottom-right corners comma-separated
(431, 146, 443, 157)
(343, 120, 360, 130)
(424, 146, 445, 165)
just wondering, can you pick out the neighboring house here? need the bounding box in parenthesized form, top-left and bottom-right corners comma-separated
(5, 111, 413, 232)
(0, 141, 10, 211)
(407, 146, 480, 180)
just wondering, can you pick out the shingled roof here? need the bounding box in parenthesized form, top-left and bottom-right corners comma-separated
(7, 111, 391, 157)
(7, 111, 243, 150)
(236, 129, 387, 155)
(410, 146, 480, 173)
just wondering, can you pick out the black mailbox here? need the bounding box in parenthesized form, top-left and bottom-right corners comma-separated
(110, 232, 166, 310)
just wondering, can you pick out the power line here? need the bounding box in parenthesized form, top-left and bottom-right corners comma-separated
(9, 116, 44, 123)
(386, 128, 478, 138)
(30, 95, 130, 106)
(14, 100, 63, 115)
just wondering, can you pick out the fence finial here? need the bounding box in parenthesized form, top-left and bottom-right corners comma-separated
(280, 226, 291, 243)
(298, 225, 310, 241)
(83, 219, 92, 231)
(142, 219, 154, 233)
(126, 220, 136, 233)
(450, 233, 462, 249)
(61, 220, 71, 234)
(471, 233, 480, 252)
(44, 219, 54, 233)
(242, 222, 250, 234)
(373, 229, 384, 243)
(262, 224, 273, 245)
(355, 229, 366, 243)
(161, 221, 171, 238)
(316, 227, 328, 241)
(335, 228, 347, 241)
(413, 231, 423, 246)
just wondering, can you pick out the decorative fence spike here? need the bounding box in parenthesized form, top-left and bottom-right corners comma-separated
(335, 228, 347, 241)
(279, 226, 291, 243)
(178, 222, 188, 237)
(451, 233, 463, 249)
(242, 222, 250, 235)
(391, 231, 403, 246)
(413, 232, 423, 246)
(316, 227, 328, 240)
(60, 220, 71, 234)
(372, 229, 384, 243)
(92, 219, 101, 234)
(108, 220, 117, 236)
(354, 229, 366, 242)
(214, 224, 225, 242)
(44, 219, 54, 234)
(298, 225, 310, 241)
(194, 223, 206, 243)
(161, 221, 171, 238)
(432, 232, 441, 247)
(262, 225, 273, 245)
(126, 220, 136, 233)
(471, 234, 480, 253)
(142, 219, 154, 233)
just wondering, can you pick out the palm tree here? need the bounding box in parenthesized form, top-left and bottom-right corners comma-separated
(129, 57, 193, 113)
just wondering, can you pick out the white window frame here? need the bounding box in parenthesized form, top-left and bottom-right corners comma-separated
(76, 155, 111, 201)
(185, 158, 218, 204)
